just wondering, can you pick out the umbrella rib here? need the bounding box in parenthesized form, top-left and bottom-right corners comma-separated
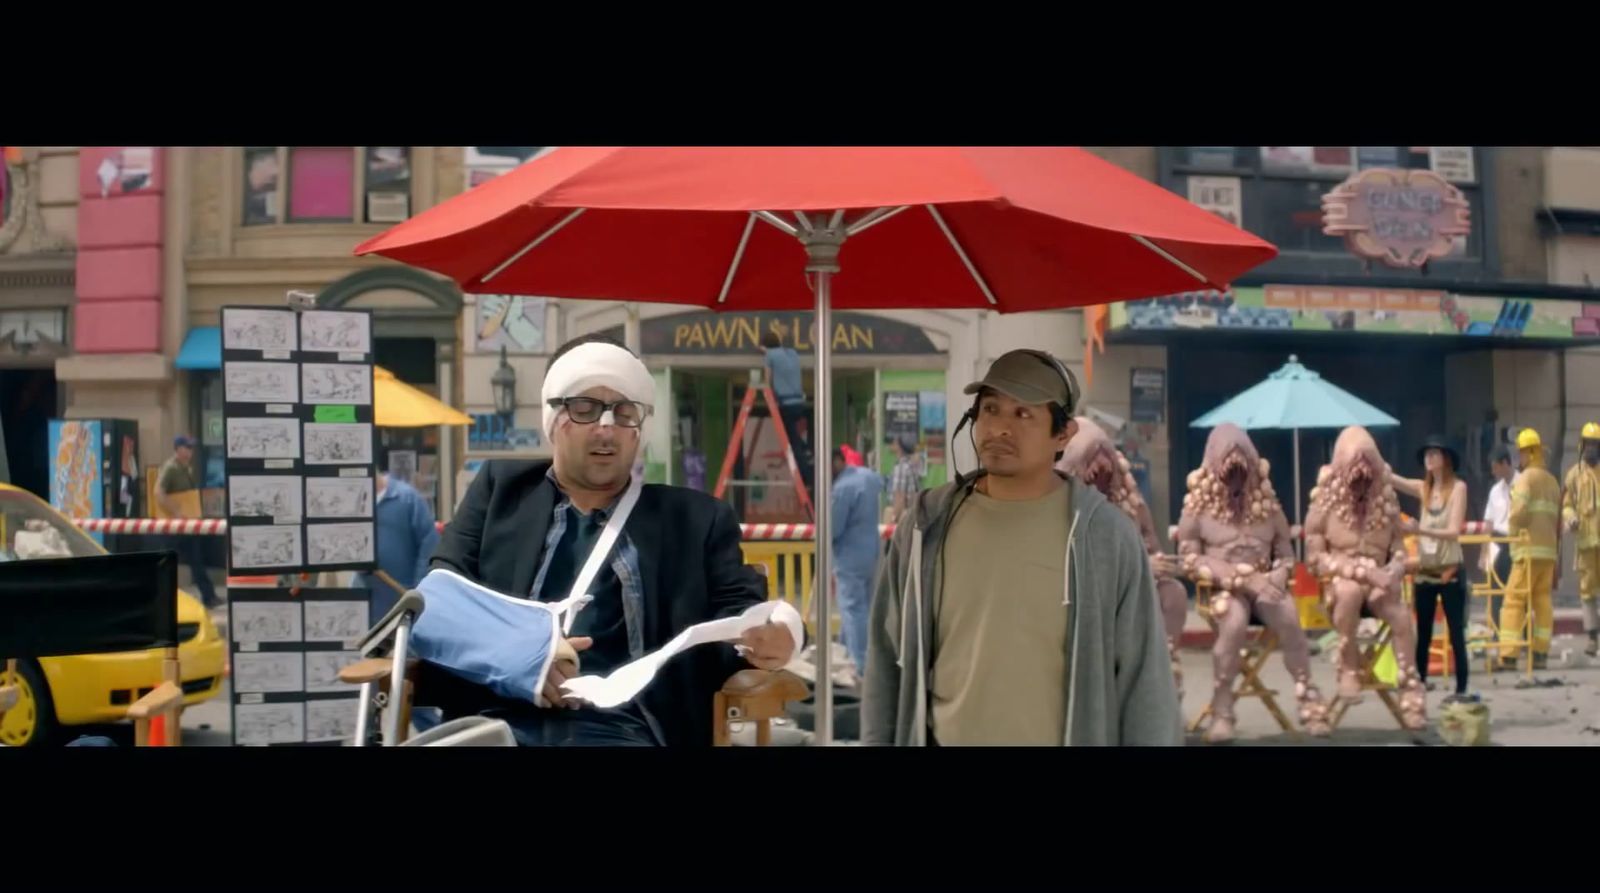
(1130, 235, 1208, 284)
(793, 211, 816, 234)
(846, 205, 909, 236)
(925, 204, 997, 306)
(480, 207, 587, 285)
(754, 211, 798, 236)
(717, 213, 758, 305)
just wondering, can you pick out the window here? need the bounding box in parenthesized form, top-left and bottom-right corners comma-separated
(465, 147, 544, 190)
(1167, 147, 1484, 261)
(241, 147, 411, 226)
(0, 489, 103, 561)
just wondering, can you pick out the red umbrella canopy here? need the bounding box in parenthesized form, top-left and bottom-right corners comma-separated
(357, 147, 1276, 311)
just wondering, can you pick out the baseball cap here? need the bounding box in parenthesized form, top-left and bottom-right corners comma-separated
(174, 434, 197, 449)
(963, 349, 1077, 410)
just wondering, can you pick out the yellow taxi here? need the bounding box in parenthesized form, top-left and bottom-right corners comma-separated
(0, 482, 226, 746)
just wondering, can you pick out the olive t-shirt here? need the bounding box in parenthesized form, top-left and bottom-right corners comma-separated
(930, 482, 1072, 746)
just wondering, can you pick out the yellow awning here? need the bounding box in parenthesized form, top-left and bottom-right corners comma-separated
(375, 366, 474, 428)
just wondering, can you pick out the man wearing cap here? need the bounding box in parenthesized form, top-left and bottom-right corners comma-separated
(421, 334, 803, 746)
(156, 435, 219, 609)
(1504, 428, 1562, 670)
(861, 349, 1181, 746)
(1562, 421, 1600, 656)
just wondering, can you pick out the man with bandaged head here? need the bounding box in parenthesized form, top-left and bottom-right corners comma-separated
(419, 334, 803, 746)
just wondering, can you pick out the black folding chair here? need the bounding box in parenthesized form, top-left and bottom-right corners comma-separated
(0, 551, 184, 746)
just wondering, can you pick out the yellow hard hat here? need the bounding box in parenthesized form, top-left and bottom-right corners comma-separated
(1583, 421, 1600, 441)
(1517, 428, 1542, 450)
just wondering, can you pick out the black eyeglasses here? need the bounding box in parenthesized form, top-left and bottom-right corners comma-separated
(547, 397, 650, 428)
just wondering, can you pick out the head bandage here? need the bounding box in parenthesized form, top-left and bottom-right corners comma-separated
(541, 342, 656, 441)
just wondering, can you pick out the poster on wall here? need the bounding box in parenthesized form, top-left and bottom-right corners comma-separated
(884, 392, 919, 450)
(1130, 368, 1166, 424)
(473, 296, 547, 354)
(95, 147, 154, 198)
(1428, 147, 1476, 184)
(918, 391, 947, 465)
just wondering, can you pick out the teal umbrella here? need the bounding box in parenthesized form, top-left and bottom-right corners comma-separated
(1191, 355, 1398, 529)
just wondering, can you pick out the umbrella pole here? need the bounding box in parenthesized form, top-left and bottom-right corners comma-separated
(1293, 428, 1302, 559)
(811, 266, 835, 746)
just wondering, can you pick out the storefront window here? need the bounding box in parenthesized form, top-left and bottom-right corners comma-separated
(288, 147, 356, 222)
(191, 371, 226, 516)
(241, 147, 411, 226)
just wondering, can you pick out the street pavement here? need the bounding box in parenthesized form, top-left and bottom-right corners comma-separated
(122, 604, 1599, 748)
(1178, 634, 1600, 746)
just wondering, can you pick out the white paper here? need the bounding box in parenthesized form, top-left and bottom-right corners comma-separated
(231, 601, 303, 644)
(233, 652, 305, 693)
(227, 417, 301, 460)
(306, 522, 374, 566)
(225, 361, 299, 404)
(235, 702, 305, 745)
(304, 651, 361, 693)
(223, 308, 298, 353)
(306, 698, 358, 743)
(230, 525, 304, 570)
(301, 310, 372, 354)
(562, 601, 782, 709)
(304, 423, 373, 465)
(229, 475, 303, 523)
(306, 477, 373, 518)
(302, 363, 372, 405)
(305, 602, 369, 643)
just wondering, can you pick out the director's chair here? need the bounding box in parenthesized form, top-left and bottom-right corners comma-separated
(342, 565, 810, 746)
(0, 551, 186, 747)
(1186, 580, 1296, 736)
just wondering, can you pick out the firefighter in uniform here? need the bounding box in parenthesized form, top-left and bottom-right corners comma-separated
(1502, 428, 1562, 671)
(1563, 421, 1600, 658)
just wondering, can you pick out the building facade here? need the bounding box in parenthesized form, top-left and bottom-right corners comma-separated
(7, 146, 1597, 551)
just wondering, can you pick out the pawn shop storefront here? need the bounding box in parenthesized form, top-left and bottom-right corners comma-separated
(600, 309, 948, 523)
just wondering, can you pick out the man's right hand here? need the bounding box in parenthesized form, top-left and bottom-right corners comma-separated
(541, 636, 592, 709)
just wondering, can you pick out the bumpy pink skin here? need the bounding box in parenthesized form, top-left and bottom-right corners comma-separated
(1176, 423, 1329, 739)
(1057, 419, 1187, 698)
(1304, 426, 1425, 729)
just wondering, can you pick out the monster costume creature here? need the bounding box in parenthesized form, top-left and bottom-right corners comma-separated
(1177, 423, 1330, 743)
(1057, 419, 1187, 698)
(1304, 426, 1426, 730)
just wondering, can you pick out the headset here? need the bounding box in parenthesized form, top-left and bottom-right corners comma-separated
(952, 349, 1081, 486)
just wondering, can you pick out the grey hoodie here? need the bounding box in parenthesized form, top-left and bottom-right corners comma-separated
(861, 473, 1183, 746)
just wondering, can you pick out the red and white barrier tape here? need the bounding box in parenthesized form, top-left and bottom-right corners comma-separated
(737, 523, 896, 540)
(73, 518, 230, 535)
(74, 517, 896, 541)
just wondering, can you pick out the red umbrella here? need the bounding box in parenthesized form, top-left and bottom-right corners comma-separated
(357, 146, 1277, 743)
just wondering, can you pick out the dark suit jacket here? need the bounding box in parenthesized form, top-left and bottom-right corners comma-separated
(420, 459, 765, 747)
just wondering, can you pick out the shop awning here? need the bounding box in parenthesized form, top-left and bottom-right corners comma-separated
(174, 327, 221, 370)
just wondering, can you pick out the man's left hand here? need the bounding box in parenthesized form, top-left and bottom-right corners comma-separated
(739, 621, 796, 671)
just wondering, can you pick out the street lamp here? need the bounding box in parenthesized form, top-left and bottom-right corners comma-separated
(490, 345, 516, 423)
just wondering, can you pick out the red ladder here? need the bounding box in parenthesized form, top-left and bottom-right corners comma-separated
(712, 379, 815, 521)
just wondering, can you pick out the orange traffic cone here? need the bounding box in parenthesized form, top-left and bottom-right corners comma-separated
(147, 712, 167, 747)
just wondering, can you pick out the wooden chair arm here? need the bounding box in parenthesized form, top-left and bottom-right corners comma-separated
(338, 657, 396, 685)
(127, 681, 183, 720)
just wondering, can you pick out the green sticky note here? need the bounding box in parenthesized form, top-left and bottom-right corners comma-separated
(315, 405, 357, 423)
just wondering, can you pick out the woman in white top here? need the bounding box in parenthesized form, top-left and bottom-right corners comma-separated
(1391, 436, 1471, 698)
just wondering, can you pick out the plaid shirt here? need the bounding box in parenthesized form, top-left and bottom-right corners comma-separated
(528, 467, 646, 661)
(890, 456, 921, 500)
